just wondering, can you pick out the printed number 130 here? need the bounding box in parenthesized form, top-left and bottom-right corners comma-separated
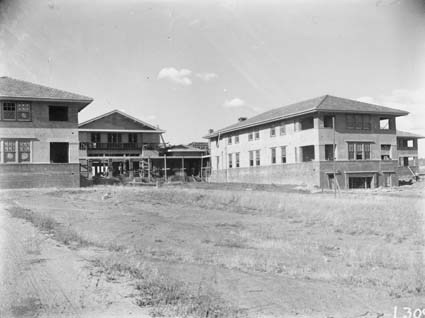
(394, 306, 425, 318)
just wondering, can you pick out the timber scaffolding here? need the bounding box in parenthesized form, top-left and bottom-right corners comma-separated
(79, 147, 211, 185)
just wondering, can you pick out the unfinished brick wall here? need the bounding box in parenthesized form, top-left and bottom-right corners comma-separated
(0, 164, 80, 189)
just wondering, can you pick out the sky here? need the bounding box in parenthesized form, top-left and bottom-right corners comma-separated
(1, 0, 425, 156)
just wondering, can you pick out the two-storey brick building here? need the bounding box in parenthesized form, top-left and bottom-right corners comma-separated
(204, 95, 421, 189)
(0, 77, 93, 188)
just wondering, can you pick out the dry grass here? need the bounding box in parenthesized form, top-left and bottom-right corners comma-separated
(3, 183, 425, 316)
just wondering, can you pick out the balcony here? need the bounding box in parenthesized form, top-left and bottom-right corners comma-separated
(79, 142, 160, 151)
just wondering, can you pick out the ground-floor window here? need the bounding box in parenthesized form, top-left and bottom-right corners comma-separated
(271, 147, 276, 164)
(228, 153, 233, 168)
(281, 146, 286, 163)
(249, 151, 254, 166)
(301, 145, 315, 162)
(235, 152, 240, 168)
(255, 150, 261, 166)
(2, 140, 31, 163)
(50, 142, 69, 163)
(348, 143, 371, 160)
(349, 176, 372, 189)
(325, 144, 334, 161)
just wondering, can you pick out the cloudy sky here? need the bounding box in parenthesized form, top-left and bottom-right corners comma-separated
(1, 0, 424, 156)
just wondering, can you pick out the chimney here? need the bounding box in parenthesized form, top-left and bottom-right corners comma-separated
(208, 129, 214, 134)
(238, 117, 247, 122)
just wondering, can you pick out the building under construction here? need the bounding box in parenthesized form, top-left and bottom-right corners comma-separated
(78, 109, 210, 183)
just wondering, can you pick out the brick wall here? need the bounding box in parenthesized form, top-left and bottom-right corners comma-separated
(0, 163, 80, 188)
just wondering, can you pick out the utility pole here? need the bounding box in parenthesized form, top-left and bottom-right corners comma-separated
(333, 115, 337, 197)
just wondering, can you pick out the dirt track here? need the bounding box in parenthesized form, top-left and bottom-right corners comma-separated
(0, 207, 150, 318)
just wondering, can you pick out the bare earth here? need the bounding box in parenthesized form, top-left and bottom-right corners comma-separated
(0, 182, 424, 318)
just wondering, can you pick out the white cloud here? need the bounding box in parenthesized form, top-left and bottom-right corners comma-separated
(223, 98, 245, 108)
(157, 67, 192, 86)
(196, 72, 218, 81)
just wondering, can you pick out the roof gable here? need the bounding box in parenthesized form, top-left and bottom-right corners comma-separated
(0, 77, 93, 107)
(79, 110, 162, 131)
(205, 95, 409, 138)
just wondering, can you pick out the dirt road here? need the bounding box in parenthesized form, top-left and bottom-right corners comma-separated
(0, 205, 150, 318)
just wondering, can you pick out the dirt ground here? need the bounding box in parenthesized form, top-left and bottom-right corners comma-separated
(0, 181, 424, 318)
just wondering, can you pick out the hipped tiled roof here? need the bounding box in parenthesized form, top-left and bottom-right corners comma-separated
(0, 77, 93, 109)
(205, 95, 409, 138)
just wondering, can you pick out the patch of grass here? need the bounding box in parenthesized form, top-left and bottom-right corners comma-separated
(93, 256, 245, 318)
(7, 206, 91, 248)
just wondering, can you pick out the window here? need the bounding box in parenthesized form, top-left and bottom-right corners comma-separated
(348, 143, 371, 160)
(254, 130, 260, 140)
(270, 127, 276, 137)
(271, 147, 276, 164)
(301, 145, 315, 162)
(381, 144, 391, 160)
(325, 144, 334, 161)
(281, 146, 287, 163)
(346, 114, 371, 130)
(49, 106, 68, 121)
(50, 142, 69, 163)
(235, 135, 239, 144)
(91, 133, 101, 143)
(235, 152, 240, 168)
(407, 140, 413, 148)
(108, 133, 122, 143)
(300, 117, 314, 130)
(18, 141, 31, 162)
(228, 153, 233, 168)
(280, 123, 286, 135)
(128, 133, 138, 143)
(3, 102, 16, 120)
(4, 140, 16, 162)
(228, 136, 232, 145)
(17, 103, 31, 121)
(324, 115, 334, 128)
(348, 143, 354, 160)
(379, 118, 390, 130)
(248, 132, 253, 141)
(255, 150, 261, 166)
(249, 151, 254, 167)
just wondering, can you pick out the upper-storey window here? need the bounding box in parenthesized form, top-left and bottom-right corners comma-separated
(49, 106, 68, 121)
(91, 133, 101, 143)
(379, 117, 394, 130)
(248, 132, 253, 141)
(235, 135, 239, 144)
(346, 114, 371, 130)
(1, 102, 31, 121)
(108, 133, 122, 143)
(254, 130, 260, 140)
(300, 117, 314, 130)
(280, 123, 286, 135)
(128, 133, 138, 143)
(270, 126, 276, 137)
(227, 136, 232, 145)
(323, 115, 334, 128)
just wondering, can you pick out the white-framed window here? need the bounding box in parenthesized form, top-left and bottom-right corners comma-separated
(235, 152, 240, 167)
(348, 143, 371, 160)
(254, 130, 260, 140)
(270, 127, 276, 137)
(281, 146, 287, 163)
(2, 102, 16, 120)
(18, 141, 31, 162)
(228, 153, 233, 168)
(280, 123, 286, 135)
(3, 140, 16, 162)
(17, 103, 31, 121)
(249, 151, 254, 166)
(271, 147, 276, 164)
(248, 132, 253, 141)
(255, 150, 260, 166)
